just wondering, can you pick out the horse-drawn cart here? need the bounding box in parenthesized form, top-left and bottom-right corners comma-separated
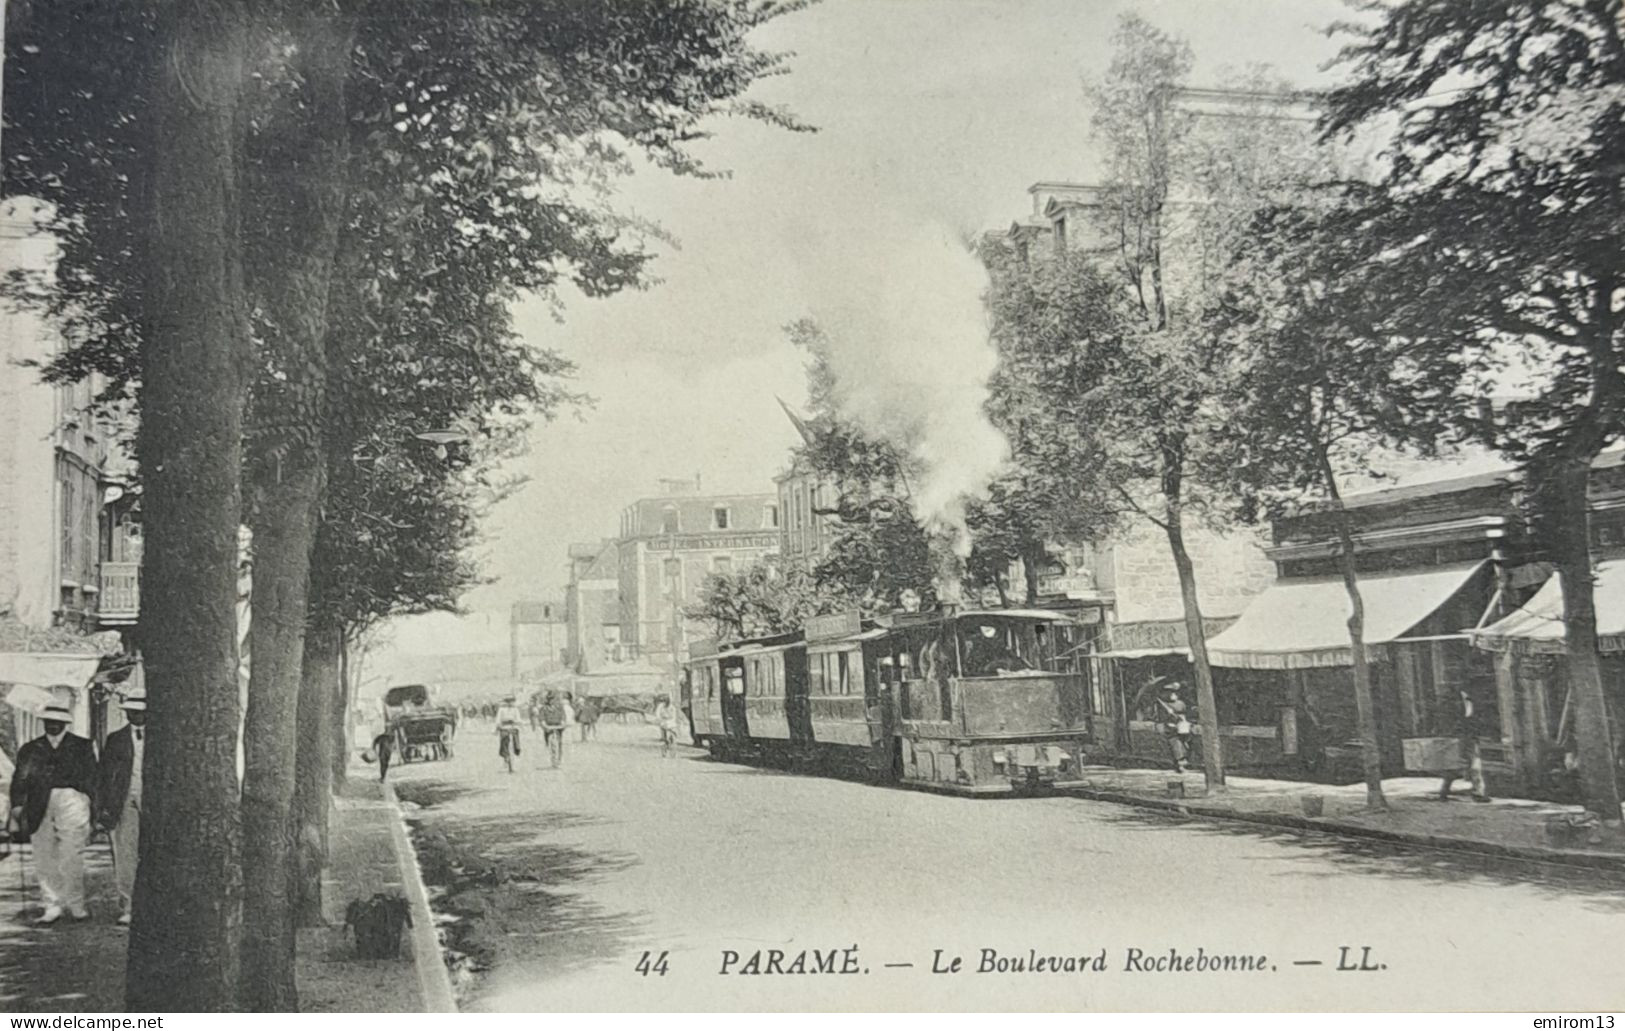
(384, 684, 457, 763)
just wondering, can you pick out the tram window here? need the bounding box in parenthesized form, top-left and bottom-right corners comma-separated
(838, 651, 851, 695)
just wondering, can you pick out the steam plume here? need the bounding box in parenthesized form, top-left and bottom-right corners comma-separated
(791, 203, 1010, 563)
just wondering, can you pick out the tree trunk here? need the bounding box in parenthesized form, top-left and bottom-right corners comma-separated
(126, 0, 252, 1011)
(1163, 494, 1226, 792)
(1547, 456, 1623, 824)
(294, 618, 342, 927)
(240, 459, 323, 1010)
(329, 627, 351, 788)
(330, 631, 352, 787)
(238, 8, 353, 1007)
(1318, 451, 1387, 811)
(1021, 543, 1044, 605)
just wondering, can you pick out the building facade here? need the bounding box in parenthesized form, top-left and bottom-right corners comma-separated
(615, 481, 779, 667)
(564, 540, 623, 673)
(0, 201, 131, 755)
(510, 598, 568, 678)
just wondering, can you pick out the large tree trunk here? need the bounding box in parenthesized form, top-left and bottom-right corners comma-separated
(238, 8, 353, 1008)
(240, 459, 323, 1010)
(294, 619, 342, 927)
(1164, 507, 1226, 792)
(1317, 451, 1387, 810)
(127, 0, 252, 1011)
(1546, 456, 1623, 824)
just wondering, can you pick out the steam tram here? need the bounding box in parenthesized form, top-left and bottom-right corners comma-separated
(684, 608, 1098, 795)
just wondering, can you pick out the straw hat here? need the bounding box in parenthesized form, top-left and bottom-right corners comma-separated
(120, 688, 147, 712)
(42, 702, 72, 722)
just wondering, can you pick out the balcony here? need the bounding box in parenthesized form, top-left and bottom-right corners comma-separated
(99, 561, 140, 625)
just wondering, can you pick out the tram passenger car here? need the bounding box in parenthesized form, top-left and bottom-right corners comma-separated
(685, 608, 1096, 795)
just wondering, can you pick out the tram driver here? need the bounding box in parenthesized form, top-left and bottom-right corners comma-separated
(962, 623, 1032, 677)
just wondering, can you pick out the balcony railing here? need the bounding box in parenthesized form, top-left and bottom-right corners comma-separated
(100, 561, 140, 624)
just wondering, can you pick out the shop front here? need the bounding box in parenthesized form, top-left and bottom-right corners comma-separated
(1471, 558, 1625, 798)
(1204, 561, 1498, 782)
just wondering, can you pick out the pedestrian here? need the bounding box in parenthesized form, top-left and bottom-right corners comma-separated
(1439, 687, 1492, 803)
(563, 692, 577, 734)
(371, 716, 395, 783)
(1152, 678, 1193, 775)
(541, 690, 568, 768)
(527, 696, 541, 733)
(654, 695, 680, 758)
(577, 696, 599, 742)
(7, 693, 97, 924)
(96, 688, 147, 926)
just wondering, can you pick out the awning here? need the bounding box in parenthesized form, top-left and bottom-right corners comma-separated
(0, 652, 104, 710)
(1207, 562, 1487, 670)
(1473, 560, 1620, 654)
(1091, 647, 1191, 660)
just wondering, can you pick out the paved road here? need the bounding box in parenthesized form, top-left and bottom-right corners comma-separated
(392, 721, 1625, 1012)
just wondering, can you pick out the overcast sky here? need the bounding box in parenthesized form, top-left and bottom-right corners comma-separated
(388, 0, 1351, 659)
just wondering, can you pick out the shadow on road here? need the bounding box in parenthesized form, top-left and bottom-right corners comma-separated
(1087, 803, 1625, 914)
(390, 776, 483, 810)
(399, 790, 649, 1010)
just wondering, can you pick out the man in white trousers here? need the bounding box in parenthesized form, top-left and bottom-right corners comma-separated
(97, 688, 146, 924)
(8, 696, 97, 924)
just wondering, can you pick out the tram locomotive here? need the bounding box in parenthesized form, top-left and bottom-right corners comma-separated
(684, 607, 1097, 795)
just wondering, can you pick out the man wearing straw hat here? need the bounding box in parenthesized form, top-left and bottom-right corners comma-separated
(7, 688, 97, 924)
(97, 687, 147, 925)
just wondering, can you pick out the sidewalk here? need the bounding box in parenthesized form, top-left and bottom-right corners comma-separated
(0, 774, 446, 1012)
(297, 776, 449, 1012)
(0, 840, 124, 1011)
(1067, 765, 1625, 870)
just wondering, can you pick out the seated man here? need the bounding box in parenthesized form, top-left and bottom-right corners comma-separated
(963, 624, 1031, 676)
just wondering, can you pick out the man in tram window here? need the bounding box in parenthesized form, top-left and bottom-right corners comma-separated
(963, 623, 1030, 677)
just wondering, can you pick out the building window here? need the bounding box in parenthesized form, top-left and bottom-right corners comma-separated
(711, 555, 733, 576)
(57, 455, 97, 591)
(661, 506, 680, 534)
(765, 503, 779, 529)
(712, 506, 730, 530)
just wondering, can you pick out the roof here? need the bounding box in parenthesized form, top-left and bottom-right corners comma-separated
(1474, 561, 1614, 653)
(1206, 562, 1487, 670)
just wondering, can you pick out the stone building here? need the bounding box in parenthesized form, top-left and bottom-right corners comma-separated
(509, 597, 567, 678)
(615, 479, 779, 667)
(564, 540, 622, 673)
(0, 200, 130, 753)
(774, 401, 839, 572)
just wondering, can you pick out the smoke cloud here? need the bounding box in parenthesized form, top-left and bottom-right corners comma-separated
(789, 201, 1010, 557)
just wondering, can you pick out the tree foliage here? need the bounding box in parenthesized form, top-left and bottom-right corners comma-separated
(1318, 0, 1625, 819)
(685, 562, 841, 641)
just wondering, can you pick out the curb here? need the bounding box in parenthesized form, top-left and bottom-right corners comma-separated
(1065, 785, 1625, 874)
(381, 780, 459, 1013)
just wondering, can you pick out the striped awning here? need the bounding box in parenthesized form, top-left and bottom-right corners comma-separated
(1207, 562, 1487, 670)
(1473, 560, 1619, 654)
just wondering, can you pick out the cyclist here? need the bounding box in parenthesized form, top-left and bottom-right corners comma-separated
(495, 694, 523, 773)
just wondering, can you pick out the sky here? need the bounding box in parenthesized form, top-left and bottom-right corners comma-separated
(386, 0, 1352, 659)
